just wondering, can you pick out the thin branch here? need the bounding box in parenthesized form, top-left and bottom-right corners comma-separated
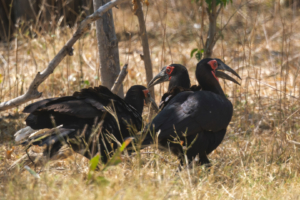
(248, 77, 299, 99)
(0, 0, 128, 112)
(82, 53, 96, 72)
(216, 4, 223, 17)
(111, 64, 128, 94)
(215, 1, 250, 42)
(200, 35, 205, 47)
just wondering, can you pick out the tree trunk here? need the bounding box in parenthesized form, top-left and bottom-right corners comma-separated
(134, 0, 154, 98)
(93, 0, 124, 97)
(204, 0, 217, 58)
(0, 0, 127, 111)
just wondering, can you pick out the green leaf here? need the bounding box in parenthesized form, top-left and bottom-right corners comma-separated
(190, 48, 199, 58)
(195, 51, 203, 61)
(89, 153, 100, 172)
(102, 138, 133, 171)
(84, 80, 90, 86)
(119, 137, 133, 152)
(102, 153, 122, 171)
(88, 153, 100, 181)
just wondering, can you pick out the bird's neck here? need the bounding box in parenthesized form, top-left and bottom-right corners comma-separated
(168, 72, 191, 91)
(201, 82, 225, 97)
(124, 93, 144, 115)
(197, 72, 226, 97)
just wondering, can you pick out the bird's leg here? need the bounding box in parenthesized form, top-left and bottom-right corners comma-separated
(199, 155, 211, 168)
(25, 148, 36, 169)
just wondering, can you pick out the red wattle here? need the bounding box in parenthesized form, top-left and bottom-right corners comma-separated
(211, 71, 219, 81)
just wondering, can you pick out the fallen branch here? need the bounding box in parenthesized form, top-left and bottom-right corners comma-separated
(0, 0, 128, 112)
(111, 64, 128, 94)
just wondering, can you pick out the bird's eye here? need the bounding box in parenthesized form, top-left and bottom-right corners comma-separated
(166, 66, 174, 75)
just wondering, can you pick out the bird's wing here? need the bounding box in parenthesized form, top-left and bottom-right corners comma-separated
(23, 97, 68, 113)
(38, 99, 104, 118)
(74, 85, 141, 120)
(73, 85, 142, 131)
(24, 98, 106, 129)
(24, 86, 116, 118)
(144, 91, 233, 142)
(23, 85, 142, 133)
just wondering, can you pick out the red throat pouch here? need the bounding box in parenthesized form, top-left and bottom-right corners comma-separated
(211, 71, 219, 82)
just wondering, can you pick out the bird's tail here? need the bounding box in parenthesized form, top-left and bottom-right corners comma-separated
(14, 126, 38, 142)
(21, 126, 84, 159)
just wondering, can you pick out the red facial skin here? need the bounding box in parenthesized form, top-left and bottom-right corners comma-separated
(143, 89, 149, 98)
(143, 89, 149, 105)
(207, 60, 219, 82)
(166, 66, 175, 80)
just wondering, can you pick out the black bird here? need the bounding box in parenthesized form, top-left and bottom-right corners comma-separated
(148, 61, 240, 110)
(144, 58, 241, 165)
(15, 85, 158, 163)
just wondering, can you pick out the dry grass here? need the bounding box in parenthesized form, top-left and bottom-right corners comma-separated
(1, 0, 300, 199)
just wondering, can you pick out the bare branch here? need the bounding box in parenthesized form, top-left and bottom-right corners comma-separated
(216, 4, 223, 17)
(0, 0, 128, 112)
(215, 1, 250, 42)
(200, 35, 205, 47)
(111, 64, 128, 94)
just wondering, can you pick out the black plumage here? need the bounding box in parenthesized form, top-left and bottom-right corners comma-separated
(145, 58, 241, 165)
(21, 85, 156, 163)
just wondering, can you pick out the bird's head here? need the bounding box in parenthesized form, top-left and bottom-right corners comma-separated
(125, 85, 159, 114)
(148, 64, 191, 90)
(196, 58, 241, 93)
(148, 60, 241, 90)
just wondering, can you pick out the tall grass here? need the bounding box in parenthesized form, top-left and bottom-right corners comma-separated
(1, 0, 300, 199)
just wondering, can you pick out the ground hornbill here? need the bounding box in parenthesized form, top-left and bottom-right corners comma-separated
(144, 58, 241, 165)
(148, 60, 240, 110)
(14, 85, 158, 163)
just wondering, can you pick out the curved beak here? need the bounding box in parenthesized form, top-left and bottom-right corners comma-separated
(215, 71, 240, 85)
(145, 95, 159, 113)
(215, 58, 241, 84)
(148, 66, 169, 88)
